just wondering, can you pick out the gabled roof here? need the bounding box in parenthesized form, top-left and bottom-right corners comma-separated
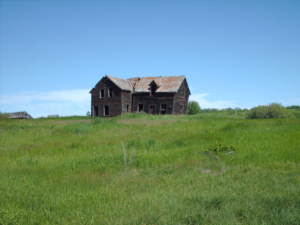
(91, 75, 188, 93)
(106, 75, 133, 91)
(89, 75, 133, 93)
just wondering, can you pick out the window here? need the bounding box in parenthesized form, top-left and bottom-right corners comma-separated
(99, 89, 105, 98)
(160, 104, 167, 115)
(138, 104, 144, 112)
(108, 88, 113, 97)
(104, 105, 109, 116)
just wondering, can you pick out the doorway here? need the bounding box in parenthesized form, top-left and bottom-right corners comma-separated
(160, 104, 167, 115)
(94, 105, 99, 116)
(138, 104, 144, 112)
(149, 105, 156, 114)
(104, 105, 110, 116)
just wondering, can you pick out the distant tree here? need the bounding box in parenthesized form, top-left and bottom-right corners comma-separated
(86, 111, 91, 117)
(201, 108, 218, 113)
(47, 115, 59, 118)
(188, 101, 201, 114)
(286, 105, 300, 110)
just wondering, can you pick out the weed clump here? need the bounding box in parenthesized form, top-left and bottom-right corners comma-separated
(206, 144, 236, 154)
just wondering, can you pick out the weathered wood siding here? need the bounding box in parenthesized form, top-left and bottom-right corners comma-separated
(91, 78, 122, 117)
(132, 93, 174, 114)
(121, 91, 132, 113)
(173, 79, 190, 114)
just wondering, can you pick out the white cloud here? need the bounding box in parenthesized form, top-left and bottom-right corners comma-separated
(0, 89, 90, 118)
(190, 93, 237, 109)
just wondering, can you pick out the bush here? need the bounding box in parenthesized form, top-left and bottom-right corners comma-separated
(188, 101, 201, 114)
(247, 103, 293, 119)
(0, 113, 9, 120)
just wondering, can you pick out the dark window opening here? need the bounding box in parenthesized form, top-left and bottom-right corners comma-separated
(108, 88, 113, 97)
(94, 105, 99, 116)
(100, 89, 105, 98)
(104, 105, 109, 116)
(126, 104, 129, 112)
(160, 104, 167, 115)
(138, 104, 144, 112)
(149, 105, 156, 114)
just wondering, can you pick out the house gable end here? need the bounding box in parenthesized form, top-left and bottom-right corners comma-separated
(173, 78, 190, 114)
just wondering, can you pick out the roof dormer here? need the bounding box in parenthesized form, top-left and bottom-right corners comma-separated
(149, 80, 159, 96)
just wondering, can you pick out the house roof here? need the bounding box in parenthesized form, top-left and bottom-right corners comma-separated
(106, 75, 133, 91)
(127, 76, 186, 93)
(90, 75, 189, 93)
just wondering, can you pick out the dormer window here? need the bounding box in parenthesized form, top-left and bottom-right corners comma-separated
(149, 80, 158, 96)
(99, 89, 105, 98)
(108, 88, 113, 97)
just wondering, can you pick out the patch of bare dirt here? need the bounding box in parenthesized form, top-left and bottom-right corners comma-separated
(200, 168, 228, 175)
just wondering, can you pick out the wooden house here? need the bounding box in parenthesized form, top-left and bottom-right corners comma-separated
(7, 111, 32, 119)
(90, 75, 190, 117)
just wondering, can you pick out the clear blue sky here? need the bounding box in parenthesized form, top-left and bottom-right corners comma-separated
(0, 0, 299, 117)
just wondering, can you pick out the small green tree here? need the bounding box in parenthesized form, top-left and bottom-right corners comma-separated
(188, 101, 201, 114)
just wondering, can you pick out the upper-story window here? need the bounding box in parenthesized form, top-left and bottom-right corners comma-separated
(99, 89, 105, 98)
(108, 88, 113, 97)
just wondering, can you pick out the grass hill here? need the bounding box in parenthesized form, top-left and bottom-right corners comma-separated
(0, 112, 300, 225)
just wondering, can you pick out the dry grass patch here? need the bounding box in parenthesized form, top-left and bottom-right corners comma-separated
(45, 119, 92, 126)
(118, 118, 179, 126)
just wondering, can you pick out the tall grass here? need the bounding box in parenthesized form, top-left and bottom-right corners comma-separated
(0, 113, 300, 225)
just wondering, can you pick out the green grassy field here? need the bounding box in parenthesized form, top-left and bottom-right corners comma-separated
(0, 113, 300, 225)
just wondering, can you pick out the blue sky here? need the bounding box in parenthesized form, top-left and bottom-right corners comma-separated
(0, 0, 299, 117)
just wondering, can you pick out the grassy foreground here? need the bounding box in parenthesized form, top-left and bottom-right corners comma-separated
(0, 113, 300, 225)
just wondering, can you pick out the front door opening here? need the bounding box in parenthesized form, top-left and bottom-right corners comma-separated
(149, 105, 156, 114)
(160, 104, 167, 115)
(104, 105, 110, 116)
(94, 105, 99, 116)
(138, 104, 144, 112)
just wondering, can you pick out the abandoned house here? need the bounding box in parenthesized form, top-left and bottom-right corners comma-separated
(7, 111, 32, 119)
(90, 75, 190, 117)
